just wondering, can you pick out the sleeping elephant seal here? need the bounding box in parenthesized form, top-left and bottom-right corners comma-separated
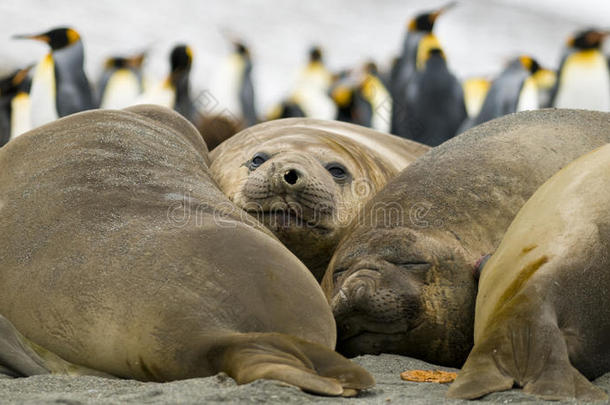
(321, 109, 610, 367)
(0, 105, 373, 396)
(447, 144, 610, 401)
(209, 118, 429, 281)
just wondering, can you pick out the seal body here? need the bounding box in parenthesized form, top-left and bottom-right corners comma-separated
(448, 144, 610, 401)
(0, 105, 373, 396)
(210, 118, 429, 280)
(322, 109, 610, 366)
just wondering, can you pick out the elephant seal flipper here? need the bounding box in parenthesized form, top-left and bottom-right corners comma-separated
(0, 106, 373, 395)
(0, 314, 49, 377)
(446, 317, 607, 400)
(0, 314, 115, 379)
(214, 333, 374, 396)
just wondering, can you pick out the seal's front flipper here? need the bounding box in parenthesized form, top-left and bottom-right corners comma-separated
(0, 314, 49, 377)
(445, 346, 513, 399)
(522, 346, 608, 401)
(447, 318, 608, 401)
(211, 333, 375, 396)
(0, 314, 115, 379)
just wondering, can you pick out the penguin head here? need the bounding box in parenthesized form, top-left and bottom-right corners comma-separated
(105, 53, 145, 70)
(309, 46, 323, 64)
(518, 55, 541, 74)
(105, 57, 129, 70)
(568, 29, 608, 50)
(170, 45, 193, 74)
(407, 1, 456, 32)
(0, 66, 33, 96)
(14, 27, 81, 51)
(234, 42, 250, 57)
(364, 61, 378, 75)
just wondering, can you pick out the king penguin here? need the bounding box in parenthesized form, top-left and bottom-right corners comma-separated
(136, 45, 197, 123)
(291, 46, 337, 120)
(550, 29, 609, 111)
(460, 55, 546, 132)
(330, 69, 357, 123)
(357, 61, 392, 132)
(210, 41, 258, 127)
(14, 27, 94, 127)
(390, 2, 455, 136)
(0, 66, 32, 146)
(169, 45, 197, 123)
(402, 46, 466, 146)
(97, 53, 145, 109)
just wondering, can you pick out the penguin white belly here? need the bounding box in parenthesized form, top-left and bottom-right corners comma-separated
(133, 79, 175, 109)
(293, 66, 336, 120)
(29, 54, 58, 127)
(10, 92, 32, 139)
(210, 54, 244, 118)
(100, 69, 141, 109)
(516, 76, 539, 112)
(554, 51, 610, 111)
(293, 87, 337, 120)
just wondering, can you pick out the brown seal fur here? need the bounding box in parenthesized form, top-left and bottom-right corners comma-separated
(0, 105, 373, 396)
(322, 109, 610, 366)
(210, 117, 429, 280)
(448, 144, 610, 401)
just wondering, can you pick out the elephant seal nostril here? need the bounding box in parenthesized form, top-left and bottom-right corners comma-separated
(283, 169, 299, 185)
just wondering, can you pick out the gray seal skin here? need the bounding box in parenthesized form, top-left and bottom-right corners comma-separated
(448, 144, 610, 401)
(0, 105, 373, 396)
(209, 118, 429, 281)
(321, 109, 610, 367)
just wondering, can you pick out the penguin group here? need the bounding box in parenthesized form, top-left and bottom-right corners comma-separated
(1, 6, 609, 148)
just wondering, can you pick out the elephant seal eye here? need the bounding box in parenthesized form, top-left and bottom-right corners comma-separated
(325, 163, 349, 181)
(249, 152, 269, 170)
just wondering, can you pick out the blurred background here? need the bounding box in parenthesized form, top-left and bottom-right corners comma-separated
(1, 0, 609, 114)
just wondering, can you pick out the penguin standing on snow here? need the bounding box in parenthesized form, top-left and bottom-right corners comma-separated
(330, 69, 358, 123)
(169, 45, 197, 123)
(0, 67, 32, 146)
(550, 29, 609, 111)
(390, 2, 455, 135)
(14, 27, 94, 126)
(97, 53, 145, 109)
(403, 46, 466, 146)
(137, 45, 197, 123)
(291, 46, 337, 120)
(461, 55, 546, 132)
(210, 41, 258, 127)
(357, 61, 392, 132)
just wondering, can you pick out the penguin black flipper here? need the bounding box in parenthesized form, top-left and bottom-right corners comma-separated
(547, 50, 570, 108)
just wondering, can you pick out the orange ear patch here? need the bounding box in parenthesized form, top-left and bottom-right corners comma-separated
(400, 369, 457, 383)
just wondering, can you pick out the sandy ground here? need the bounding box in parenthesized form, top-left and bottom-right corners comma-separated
(1, 354, 608, 404)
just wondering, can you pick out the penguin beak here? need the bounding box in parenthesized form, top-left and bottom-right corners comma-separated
(12, 33, 50, 44)
(11, 65, 33, 86)
(431, 1, 457, 21)
(128, 53, 146, 69)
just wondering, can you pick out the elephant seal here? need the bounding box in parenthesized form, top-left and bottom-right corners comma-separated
(321, 109, 610, 367)
(448, 144, 610, 401)
(209, 118, 429, 281)
(0, 105, 373, 396)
